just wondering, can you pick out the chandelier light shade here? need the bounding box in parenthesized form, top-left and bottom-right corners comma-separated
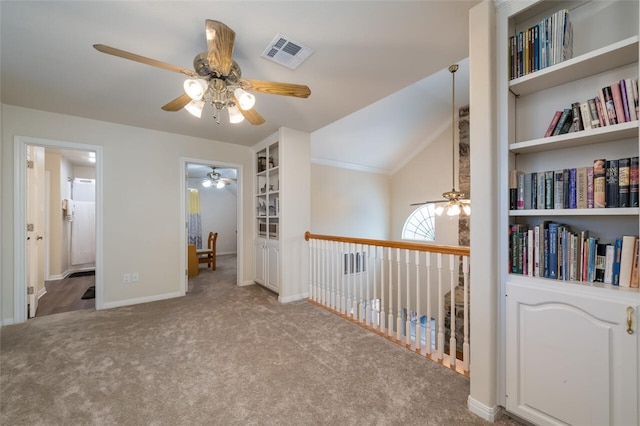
(185, 99, 205, 118)
(233, 87, 256, 110)
(227, 104, 245, 123)
(410, 64, 470, 217)
(183, 78, 208, 100)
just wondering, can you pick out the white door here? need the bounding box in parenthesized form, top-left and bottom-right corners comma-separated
(267, 242, 279, 292)
(254, 239, 266, 285)
(506, 281, 638, 425)
(26, 145, 46, 318)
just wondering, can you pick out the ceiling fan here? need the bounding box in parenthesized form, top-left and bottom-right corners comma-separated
(93, 20, 311, 125)
(410, 64, 470, 216)
(202, 167, 235, 189)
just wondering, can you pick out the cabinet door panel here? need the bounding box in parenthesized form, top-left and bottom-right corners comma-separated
(267, 244, 279, 292)
(506, 281, 638, 426)
(254, 241, 265, 284)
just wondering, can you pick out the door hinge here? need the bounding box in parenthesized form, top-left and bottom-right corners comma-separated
(27, 223, 34, 232)
(27, 286, 34, 295)
(27, 160, 34, 169)
(185, 269, 188, 276)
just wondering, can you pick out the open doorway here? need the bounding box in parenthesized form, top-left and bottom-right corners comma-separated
(14, 136, 103, 323)
(184, 161, 241, 293)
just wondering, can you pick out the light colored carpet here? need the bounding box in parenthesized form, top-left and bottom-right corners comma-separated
(1, 255, 520, 425)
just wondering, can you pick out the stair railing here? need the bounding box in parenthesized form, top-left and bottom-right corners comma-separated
(305, 231, 470, 375)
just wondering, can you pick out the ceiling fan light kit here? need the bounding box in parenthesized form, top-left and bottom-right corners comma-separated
(93, 19, 311, 126)
(411, 64, 470, 217)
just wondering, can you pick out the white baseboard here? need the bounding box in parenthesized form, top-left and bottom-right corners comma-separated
(278, 292, 309, 303)
(1, 318, 16, 327)
(467, 396, 502, 422)
(48, 274, 65, 281)
(100, 291, 183, 310)
(37, 287, 47, 300)
(239, 280, 256, 287)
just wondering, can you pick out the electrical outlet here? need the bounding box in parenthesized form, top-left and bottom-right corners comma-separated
(132, 273, 139, 282)
(123, 273, 131, 283)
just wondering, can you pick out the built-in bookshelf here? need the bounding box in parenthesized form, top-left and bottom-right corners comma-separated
(497, 1, 640, 424)
(256, 142, 280, 240)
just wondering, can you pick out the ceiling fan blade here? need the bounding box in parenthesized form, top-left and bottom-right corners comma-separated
(239, 107, 266, 126)
(205, 20, 235, 76)
(161, 93, 192, 111)
(243, 79, 311, 98)
(93, 44, 199, 78)
(410, 199, 448, 206)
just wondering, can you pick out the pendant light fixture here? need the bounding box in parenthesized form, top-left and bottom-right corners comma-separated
(411, 64, 470, 216)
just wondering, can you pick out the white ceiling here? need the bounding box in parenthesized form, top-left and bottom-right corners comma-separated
(1, 1, 477, 174)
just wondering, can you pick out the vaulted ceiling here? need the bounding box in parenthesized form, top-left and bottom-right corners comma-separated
(1, 1, 477, 174)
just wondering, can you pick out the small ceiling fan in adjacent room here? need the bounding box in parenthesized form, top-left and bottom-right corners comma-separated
(94, 20, 311, 125)
(202, 168, 236, 189)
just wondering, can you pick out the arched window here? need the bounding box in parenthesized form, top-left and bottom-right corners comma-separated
(402, 204, 436, 241)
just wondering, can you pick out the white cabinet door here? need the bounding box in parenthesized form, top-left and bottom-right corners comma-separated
(254, 239, 266, 285)
(506, 281, 638, 426)
(266, 242, 279, 293)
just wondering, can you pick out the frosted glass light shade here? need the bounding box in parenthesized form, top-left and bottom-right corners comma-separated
(215, 180, 226, 189)
(185, 99, 205, 118)
(234, 87, 256, 110)
(228, 104, 245, 123)
(202, 179, 213, 188)
(183, 79, 208, 100)
(447, 203, 461, 216)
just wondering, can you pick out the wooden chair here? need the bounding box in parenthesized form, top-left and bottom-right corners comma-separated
(187, 244, 199, 277)
(197, 232, 218, 270)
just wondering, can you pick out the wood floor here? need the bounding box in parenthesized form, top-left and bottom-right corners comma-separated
(36, 274, 95, 317)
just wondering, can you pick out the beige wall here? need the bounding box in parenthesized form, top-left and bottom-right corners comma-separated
(310, 164, 390, 240)
(1, 105, 254, 323)
(44, 153, 64, 277)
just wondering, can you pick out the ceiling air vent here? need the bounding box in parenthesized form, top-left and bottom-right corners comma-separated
(261, 33, 314, 70)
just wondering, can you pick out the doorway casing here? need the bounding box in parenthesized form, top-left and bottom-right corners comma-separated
(14, 135, 103, 323)
(180, 158, 243, 294)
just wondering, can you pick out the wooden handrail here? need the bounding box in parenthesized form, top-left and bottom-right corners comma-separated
(304, 231, 470, 257)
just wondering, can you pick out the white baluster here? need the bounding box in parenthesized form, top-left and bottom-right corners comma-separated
(380, 246, 386, 333)
(424, 252, 432, 356)
(329, 241, 334, 310)
(449, 254, 457, 369)
(372, 245, 377, 329)
(311, 239, 317, 302)
(437, 253, 444, 361)
(387, 247, 394, 338)
(414, 250, 420, 352)
(396, 248, 402, 342)
(405, 249, 411, 347)
(463, 255, 470, 372)
(357, 243, 363, 322)
(340, 242, 346, 314)
(320, 240, 326, 306)
(365, 245, 371, 326)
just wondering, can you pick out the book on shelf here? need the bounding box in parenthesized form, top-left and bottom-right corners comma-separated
(568, 168, 577, 209)
(624, 78, 638, 121)
(553, 108, 573, 135)
(593, 159, 606, 208)
(618, 158, 630, 207)
(610, 82, 627, 124)
(613, 238, 623, 286)
(595, 92, 608, 127)
(531, 172, 538, 209)
(587, 98, 601, 128)
(594, 243, 607, 283)
(603, 85, 619, 125)
(508, 9, 572, 80)
(509, 170, 522, 210)
(631, 157, 639, 207)
(527, 229, 534, 277)
(548, 223, 559, 279)
(619, 235, 638, 288)
(632, 78, 639, 120)
(586, 166, 594, 208)
(544, 110, 563, 137)
(587, 236, 598, 283)
(631, 238, 640, 289)
(553, 170, 564, 209)
(537, 172, 546, 209)
(524, 173, 532, 210)
(571, 102, 584, 132)
(576, 167, 588, 209)
(534, 225, 541, 277)
(544, 171, 554, 209)
(517, 172, 525, 210)
(579, 101, 592, 130)
(604, 244, 615, 284)
(620, 79, 631, 122)
(605, 159, 619, 208)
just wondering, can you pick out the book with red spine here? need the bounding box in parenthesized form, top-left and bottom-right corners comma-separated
(544, 111, 563, 137)
(610, 82, 626, 124)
